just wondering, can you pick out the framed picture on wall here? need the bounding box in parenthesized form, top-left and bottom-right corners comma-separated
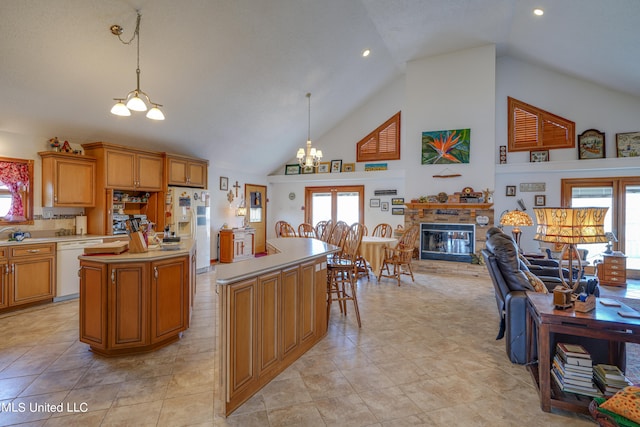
(381, 202, 389, 212)
(506, 185, 516, 197)
(370, 198, 380, 208)
(530, 150, 549, 162)
(391, 197, 404, 205)
(578, 129, 605, 159)
(392, 207, 404, 215)
(285, 164, 301, 175)
(616, 132, 640, 157)
(317, 162, 330, 173)
(534, 195, 546, 206)
(330, 159, 342, 173)
(220, 176, 228, 191)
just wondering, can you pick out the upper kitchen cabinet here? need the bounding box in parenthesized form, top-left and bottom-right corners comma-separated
(39, 151, 96, 207)
(82, 142, 164, 191)
(166, 154, 208, 188)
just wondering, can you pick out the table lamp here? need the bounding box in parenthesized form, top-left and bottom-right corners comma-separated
(603, 231, 618, 254)
(499, 210, 533, 252)
(533, 207, 608, 291)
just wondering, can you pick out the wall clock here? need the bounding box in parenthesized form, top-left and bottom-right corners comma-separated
(288, 192, 296, 200)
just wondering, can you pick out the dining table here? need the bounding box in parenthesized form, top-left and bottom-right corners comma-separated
(359, 236, 398, 278)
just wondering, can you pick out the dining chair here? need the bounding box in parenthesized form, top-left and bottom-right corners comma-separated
(298, 222, 317, 238)
(350, 222, 370, 280)
(372, 223, 393, 238)
(378, 225, 420, 286)
(318, 220, 333, 242)
(275, 220, 296, 237)
(314, 220, 327, 240)
(327, 221, 349, 251)
(327, 223, 364, 327)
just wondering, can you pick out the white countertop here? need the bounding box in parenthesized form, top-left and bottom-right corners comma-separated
(77, 238, 195, 263)
(0, 234, 108, 246)
(216, 238, 339, 285)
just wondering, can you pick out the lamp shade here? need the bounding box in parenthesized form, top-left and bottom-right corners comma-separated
(533, 207, 608, 244)
(499, 210, 533, 227)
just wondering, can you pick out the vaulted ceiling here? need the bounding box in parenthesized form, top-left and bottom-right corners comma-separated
(1, 0, 638, 176)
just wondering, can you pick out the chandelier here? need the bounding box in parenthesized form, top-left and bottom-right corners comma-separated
(296, 93, 322, 167)
(110, 11, 165, 120)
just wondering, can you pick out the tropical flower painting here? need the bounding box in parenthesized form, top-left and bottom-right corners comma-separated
(421, 128, 470, 164)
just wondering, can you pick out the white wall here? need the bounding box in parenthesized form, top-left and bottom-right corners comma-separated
(494, 56, 640, 253)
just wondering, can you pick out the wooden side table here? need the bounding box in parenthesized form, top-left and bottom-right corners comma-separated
(596, 253, 627, 287)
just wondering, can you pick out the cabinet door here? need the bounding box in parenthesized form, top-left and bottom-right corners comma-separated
(106, 150, 136, 189)
(79, 261, 108, 348)
(281, 266, 299, 361)
(226, 278, 257, 400)
(151, 256, 188, 343)
(187, 161, 207, 188)
(108, 263, 148, 349)
(136, 153, 164, 191)
(54, 158, 96, 206)
(11, 256, 54, 305)
(0, 258, 8, 309)
(167, 157, 188, 186)
(299, 261, 316, 343)
(257, 272, 279, 377)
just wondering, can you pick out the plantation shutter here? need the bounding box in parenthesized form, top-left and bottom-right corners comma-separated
(356, 111, 401, 162)
(507, 97, 574, 152)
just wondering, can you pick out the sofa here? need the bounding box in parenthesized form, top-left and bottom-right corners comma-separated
(482, 227, 606, 364)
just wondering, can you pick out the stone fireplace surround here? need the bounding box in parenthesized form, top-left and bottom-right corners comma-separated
(403, 203, 494, 264)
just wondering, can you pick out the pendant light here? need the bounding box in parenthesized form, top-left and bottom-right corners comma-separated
(110, 11, 165, 120)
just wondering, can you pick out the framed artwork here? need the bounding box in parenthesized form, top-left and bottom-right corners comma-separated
(364, 163, 387, 171)
(391, 197, 404, 205)
(506, 185, 516, 197)
(317, 162, 330, 173)
(219, 176, 228, 191)
(578, 129, 605, 159)
(421, 128, 471, 164)
(535, 195, 546, 207)
(530, 150, 549, 162)
(616, 132, 640, 157)
(301, 165, 315, 174)
(330, 159, 342, 173)
(369, 198, 380, 208)
(381, 201, 389, 212)
(285, 164, 300, 175)
(391, 207, 404, 215)
(342, 162, 355, 172)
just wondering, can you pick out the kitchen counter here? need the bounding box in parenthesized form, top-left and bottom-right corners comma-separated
(0, 234, 109, 246)
(79, 238, 195, 263)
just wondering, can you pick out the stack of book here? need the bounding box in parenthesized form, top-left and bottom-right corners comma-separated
(593, 364, 632, 397)
(551, 343, 603, 398)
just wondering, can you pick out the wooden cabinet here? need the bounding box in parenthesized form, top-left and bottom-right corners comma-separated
(166, 155, 208, 188)
(219, 229, 255, 263)
(79, 254, 190, 356)
(219, 257, 327, 415)
(596, 254, 627, 287)
(0, 243, 55, 312)
(39, 151, 96, 207)
(82, 142, 164, 192)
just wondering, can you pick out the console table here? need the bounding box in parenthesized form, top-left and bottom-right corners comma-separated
(525, 292, 640, 414)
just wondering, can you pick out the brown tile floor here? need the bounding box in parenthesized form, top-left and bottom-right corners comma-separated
(0, 265, 637, 426)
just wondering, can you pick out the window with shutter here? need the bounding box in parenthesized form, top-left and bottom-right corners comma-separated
(507, 97, 574, 152)
(356, 111, 401, 162)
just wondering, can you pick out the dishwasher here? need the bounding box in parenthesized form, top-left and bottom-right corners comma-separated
(56, 238, 103, 302)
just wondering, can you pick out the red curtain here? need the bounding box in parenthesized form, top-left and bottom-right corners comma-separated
(0, 161, 29, 221)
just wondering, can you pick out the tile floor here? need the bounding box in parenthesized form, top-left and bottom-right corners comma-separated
(0, 264, 637, 426)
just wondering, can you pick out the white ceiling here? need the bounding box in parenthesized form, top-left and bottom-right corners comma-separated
(1, 0, 639, 176)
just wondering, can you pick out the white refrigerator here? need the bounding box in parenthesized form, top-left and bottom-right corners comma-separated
(167, 186, 211, 273)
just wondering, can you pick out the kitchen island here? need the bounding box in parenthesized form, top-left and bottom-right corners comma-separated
(78, 239, 196, 356)
(216, 237, 338, 416)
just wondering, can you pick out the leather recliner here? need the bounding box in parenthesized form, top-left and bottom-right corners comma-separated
(482, 227, 609, 365)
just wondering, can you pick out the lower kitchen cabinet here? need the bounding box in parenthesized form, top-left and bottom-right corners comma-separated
(0, 243, 55, 312)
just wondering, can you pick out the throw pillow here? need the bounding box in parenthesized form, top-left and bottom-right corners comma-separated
(600, 386, 640, 424)
(523, 270, 548, 293)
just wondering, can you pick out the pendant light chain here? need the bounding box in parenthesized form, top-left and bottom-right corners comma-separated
(307, 92, 311, 142)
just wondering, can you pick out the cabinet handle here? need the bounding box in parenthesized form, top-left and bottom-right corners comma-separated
(27, 249, 41, 253)
(77, 268, 81, 277)
(111, 270, 115, 284)
(154, 266, 158, 280)
(54, 194, 57, 202)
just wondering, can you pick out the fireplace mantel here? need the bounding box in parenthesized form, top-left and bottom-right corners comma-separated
(405, 202, 493, 218)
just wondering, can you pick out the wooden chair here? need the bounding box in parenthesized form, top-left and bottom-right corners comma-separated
(314, 220, 327, 240)
(350, 222, 370, 280)
(327, 221, 349, 251)
(327, 223, 364, 327)
(378, 225, 420, 286)
(372, 223, 393, 238)
(275, 220, 296, 237)
(317, 220, 333, 242)
(298, 222, 317, 238)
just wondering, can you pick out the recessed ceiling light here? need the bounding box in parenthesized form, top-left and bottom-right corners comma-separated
(362, 49, 370, 58)
(533, 8, 544, 16)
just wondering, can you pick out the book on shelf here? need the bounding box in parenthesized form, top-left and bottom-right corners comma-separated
(594, 364, 628, 382)
(552, 355, 592, 379)
(556, 343, 590, 359)
(551, 342, 602, 398)
(551, 367, 603, 398)
(593, 364, 632, 396)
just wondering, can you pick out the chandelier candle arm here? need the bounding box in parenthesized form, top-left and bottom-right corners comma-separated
(297, 93, 322, 167)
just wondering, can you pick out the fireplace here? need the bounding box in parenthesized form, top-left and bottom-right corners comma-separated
(420, 223, 475, 262)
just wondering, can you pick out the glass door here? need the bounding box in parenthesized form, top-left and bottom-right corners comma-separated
(305, 185, 364, 226)
(623, 183, 640, 270)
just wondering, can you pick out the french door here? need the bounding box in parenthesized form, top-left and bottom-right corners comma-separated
(304, 185, 364, 226)
(562, 177, 640, 276)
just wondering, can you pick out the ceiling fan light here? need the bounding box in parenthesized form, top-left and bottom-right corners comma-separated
(146, 105, 165, 120)
(111, 100, 131, 116)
